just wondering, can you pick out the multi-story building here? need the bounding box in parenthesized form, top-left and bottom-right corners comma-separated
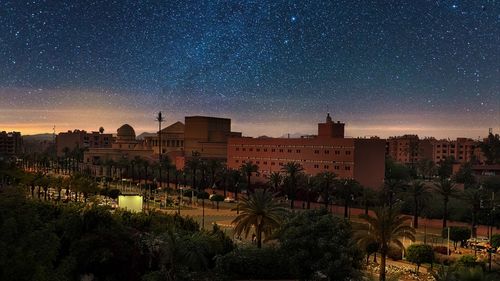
(386, 135, 433, 165)
(56, 129, 113, 157)
(227, 114, 386, 189)
(431, 138, 480, 164)
(0, 131, 23, 157)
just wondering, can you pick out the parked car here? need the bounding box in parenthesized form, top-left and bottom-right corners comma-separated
(466, 237, 490, 249)
(224, 197, 236, 203)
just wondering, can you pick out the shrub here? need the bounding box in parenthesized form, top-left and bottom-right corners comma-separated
(387, 245, 403, 261)
(442, 226, 470, 249)
(433, 246, 449, 255)
(456, 254, 485, 269)
(406, 244, 434, 273)
(491, 234, 500, 248)
(215, 247, 291, 280)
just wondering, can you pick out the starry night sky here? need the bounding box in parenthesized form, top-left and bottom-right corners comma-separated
(0, 0, 498, 138)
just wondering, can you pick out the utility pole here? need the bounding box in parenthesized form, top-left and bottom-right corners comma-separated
(156, 112, 164, 188)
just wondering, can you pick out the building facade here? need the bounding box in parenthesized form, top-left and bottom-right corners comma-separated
(227, 115, 386, 189)
(0, 131, 23, 157)
(143, 121, 185, 156)
(56, 129, 113, 157)
(386, 135, 433, 165)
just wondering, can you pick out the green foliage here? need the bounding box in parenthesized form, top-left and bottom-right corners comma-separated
(480, 132, 500, 165)
(491, 234, 500, 248)
(442, 226, 470, 248)
(438, 157, 455, 179)
(215, 246, 291, 280)
(209, 194, 224, 202)
(454, 163, 476, 187)
(406, 244, 434, 272)
(197, 191, 210, 200)
(385, 157, 411, 180)
(387, 245, 403, 261)
(278, 209, 363, 280)
(456, 255, 481, 268)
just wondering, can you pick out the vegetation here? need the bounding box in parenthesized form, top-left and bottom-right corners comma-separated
(442, 226, 471, 250)
(357, 206, 416, 281)
(232, 189, 288, 248)
(406, 244, 434, 273)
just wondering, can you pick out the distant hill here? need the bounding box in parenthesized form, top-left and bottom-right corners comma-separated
(137, 132, 156, 140)
(23, 133, 53, 142)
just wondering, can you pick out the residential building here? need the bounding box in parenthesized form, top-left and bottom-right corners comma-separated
(56, 129, 113, 157)
(386, 135, 433, 165)
(0, 131, 23, 157)
(227, 114, 386, 189)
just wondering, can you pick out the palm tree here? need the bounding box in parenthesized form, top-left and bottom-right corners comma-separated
(160, 156, 173, 189)
(462, 187, 482, 238)
(382, 178, 407, 209)
(357, 206, 416, 281)
(361, 186, 377, 215)
(406, 180, 430, 228)
(228, 168, 242, 201)
(240, 162, 259, 191)
(337, 179, 362, 218)
(281, 162, 304, 209)
(267, 171, 282, 192)
(434, 178, 460, 228)
(206, 159, 222, 188)
(314, 171, 337, 209)
(185, 151, 201, 191)
(232, 189, 288, 248)
(156, 111, 165, 188)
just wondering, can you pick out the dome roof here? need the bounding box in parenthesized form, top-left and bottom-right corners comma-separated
(117, 124, 136, 141)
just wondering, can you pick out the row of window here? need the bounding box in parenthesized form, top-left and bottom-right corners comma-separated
(235, 147, 352, 155)
(234, 159, 351, 170)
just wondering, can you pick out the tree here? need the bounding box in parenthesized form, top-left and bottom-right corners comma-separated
(197, 191, 210, 229)
(417, 158, 436, 180)
(313, 171, 336, 209)
(438, 156, 455, 179)
(266, 171, 282, 192)
(160, 155, 172, 189)
(336, 178, 361, 218)
(281, 162, 304, 209)
(206, 159, 222, 189)
(185, 151, 201, 191)
(441, 226, 470, 250)
(232, 189, 288, 248)
(406, 244, 434, 274)
(454, 162, 477, 188)
(461, 187, 483, 238)
(240, 162, 259, 191)
(405, 180, 430, 228)
(356, 206, 416, 281)
(480, 132, 500, 164)
(210, 194, 225, 210)
(434, 178, 460, 228)
(278, 209, 363, 280)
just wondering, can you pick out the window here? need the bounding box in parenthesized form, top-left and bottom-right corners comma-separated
(324, 165, 329, 169)
(271, 149, 276, 152)
(236, 147, 239, 151)
(314, 150, 319, 154)
(263, 161, 267, 165)
(335, 165, 340, 170)
(242, 148, 246, 151)
(287, 149, 292, 153)
(314, 164, 319, 168)
(249, 148, 253, 152)
(271, 162, 275, 166)
(345, 151, 351, 155)
(256, 148, 260, 152)
(279, 162, 283, 166)
(235, 160, 239, 163)
(325, 150, 330, 154)
(296, 149, 301, 153)
(279, 149, 284, 153)
(264, 148, 268, 152)
(345, 166, 351, 171)
(256, 161, 260, 164)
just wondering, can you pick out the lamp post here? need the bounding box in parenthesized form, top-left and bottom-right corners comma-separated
(155, 112, 164, 188)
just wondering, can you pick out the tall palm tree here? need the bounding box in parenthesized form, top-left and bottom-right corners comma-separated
(160, 156, 173, 189)
(314, 171, 337, 209)
(337, 179, 362, 218)
(266, 171, 282, 192)
(405, 180, 430, 228)
(434, 178, 460, 228)
(462, 187, 482, 238)
(240, 162, 259, 191)
(382, 178, 407, 209)
(281, 162, 304, 209)
(185, 151, 201, 191)
(206, 159, 222, 188)
(156, 111, 165, 188)
(357, 206, 416, 281)
(232, 189, 288, 248)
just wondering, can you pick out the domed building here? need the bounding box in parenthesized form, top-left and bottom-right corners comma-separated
(116, 124, 136, 142)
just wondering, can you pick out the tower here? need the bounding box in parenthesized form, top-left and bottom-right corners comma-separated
(318, 113, 345, 138)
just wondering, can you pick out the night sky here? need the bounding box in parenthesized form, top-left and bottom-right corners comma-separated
(0, 0, 498, 138)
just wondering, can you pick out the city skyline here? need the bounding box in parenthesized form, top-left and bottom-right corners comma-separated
(1, 1, 499, 139)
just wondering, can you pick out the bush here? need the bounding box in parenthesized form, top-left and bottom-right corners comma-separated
(456, 254, 485, 269)
(433, 246, 449, 255)
(406, 244, 434, 273)
(215, 247, 291, 280)
(387, 245, 403, 261)
(491, 234, 500, 248)
(442, 226, 470, 249)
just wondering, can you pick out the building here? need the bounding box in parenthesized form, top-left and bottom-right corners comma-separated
(0, 131, 23, 157)
(143, 121, 185, 156)
(386, 135, 433, 165)
(431, 138, 481, 164)
(56, 129, 113, 157)
(83, 124, 154, 177)
(227, 114, 386, 189)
